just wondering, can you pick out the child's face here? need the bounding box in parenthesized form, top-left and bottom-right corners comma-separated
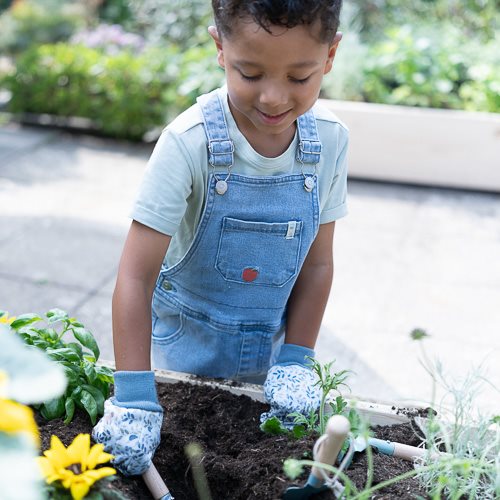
(209, 20, 341, 143)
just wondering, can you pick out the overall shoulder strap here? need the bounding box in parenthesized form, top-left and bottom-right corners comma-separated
(296, 109, 322, 165)
(197, 91, 234, 167)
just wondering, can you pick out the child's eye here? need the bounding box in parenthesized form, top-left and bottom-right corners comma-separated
(240, 73, 261, 82)
(290, 76, 310, 84)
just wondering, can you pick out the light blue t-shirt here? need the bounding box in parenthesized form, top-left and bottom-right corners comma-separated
(131, 87, 349, 267)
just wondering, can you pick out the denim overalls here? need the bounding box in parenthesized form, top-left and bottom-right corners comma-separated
(151, 90, 321, 382)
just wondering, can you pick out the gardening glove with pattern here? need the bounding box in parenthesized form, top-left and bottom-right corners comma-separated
(260, 343, 322, 429)
(92, 371, 163, 476)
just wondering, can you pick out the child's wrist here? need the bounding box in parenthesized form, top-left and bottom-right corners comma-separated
(276, 343, 315, 367)
(113, 371, 162, 412)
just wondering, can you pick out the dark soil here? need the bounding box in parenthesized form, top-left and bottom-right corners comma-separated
(36, 382, 429, 499)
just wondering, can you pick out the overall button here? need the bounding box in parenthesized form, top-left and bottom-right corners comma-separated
(304, 176, 315, 192)
(162, 280, 173, 291)
(216, 179, 228, 195)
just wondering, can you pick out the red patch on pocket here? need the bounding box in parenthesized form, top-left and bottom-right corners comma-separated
(242, 267, 258, 282)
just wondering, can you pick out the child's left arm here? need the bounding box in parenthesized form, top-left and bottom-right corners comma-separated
(285, 220, 335, 348)
(260, 221, 336, 426)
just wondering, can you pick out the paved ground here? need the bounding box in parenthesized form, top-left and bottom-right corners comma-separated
(1, 123, 499, 415)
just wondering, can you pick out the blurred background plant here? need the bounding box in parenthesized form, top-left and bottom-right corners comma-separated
(0, 0, 498, 140)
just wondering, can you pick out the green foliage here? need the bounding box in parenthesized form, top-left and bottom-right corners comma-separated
(128, 0, 213, 49)
(412, 352, 500, 497)
(98, 0, 134, 27)
(259, 416, 290, 436)
(9, 309, 113, 425)
(2, 43, 184, 140)
(346, 0, 499, 42)
(0, 0, 86, 55)
(310, 357, 351, 436)
(359, 23, 500, 112)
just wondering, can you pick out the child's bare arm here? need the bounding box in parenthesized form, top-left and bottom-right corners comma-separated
(285, 221, 335, 348)
(112, 220, 171, 371)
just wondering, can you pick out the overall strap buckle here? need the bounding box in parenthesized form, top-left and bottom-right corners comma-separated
(296, 110, 322, 165)
(197, 91, 234, 168)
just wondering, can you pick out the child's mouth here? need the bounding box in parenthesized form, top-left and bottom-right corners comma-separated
(257, 109, 290, 125)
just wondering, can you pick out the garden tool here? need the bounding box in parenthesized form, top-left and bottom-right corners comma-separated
(337, 435, 427, 468)
(283, 414, 350, 499)
(142, 463, 174, 500)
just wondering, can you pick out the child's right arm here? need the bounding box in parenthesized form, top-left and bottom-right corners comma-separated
(112, 220, 171, 371)
(92, 220, 171, 476)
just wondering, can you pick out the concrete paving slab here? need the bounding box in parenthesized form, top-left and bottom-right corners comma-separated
(0, 216, 124, 290)
(0, 276, 86, 319)
(0, 123, 58, 166)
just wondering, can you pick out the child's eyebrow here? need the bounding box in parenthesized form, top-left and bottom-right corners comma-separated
(234, 60, 320, 69)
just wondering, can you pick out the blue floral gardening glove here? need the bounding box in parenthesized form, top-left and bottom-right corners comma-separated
(92, 371, 163, 476)
(260, 344, 322, 428)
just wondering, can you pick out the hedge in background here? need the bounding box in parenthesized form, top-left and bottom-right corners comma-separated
(361, 24, 500, 113)
(4, 43, 184, 140)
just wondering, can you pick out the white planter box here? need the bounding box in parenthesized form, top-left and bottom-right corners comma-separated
(320, 100, 500, 192)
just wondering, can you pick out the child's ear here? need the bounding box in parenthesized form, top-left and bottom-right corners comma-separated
(208, 26, 225, 69)
(323, 32, 343, 74)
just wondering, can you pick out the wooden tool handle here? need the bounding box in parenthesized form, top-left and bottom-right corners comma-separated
(142, 463, 173, 500)
(311, 415, 350, 481)
(393, 442, 426, 461)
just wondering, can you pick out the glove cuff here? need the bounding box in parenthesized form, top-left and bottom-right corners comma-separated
(113, 371, 162, 412)
(275, 343, 315, 367)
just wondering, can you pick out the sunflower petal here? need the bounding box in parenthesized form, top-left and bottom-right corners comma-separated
(70, 479, 91, 500)
(87, 443, 114, 469)
(67, 434, 90, 469)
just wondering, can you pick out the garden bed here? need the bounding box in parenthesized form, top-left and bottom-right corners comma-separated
(36, 372, 429, 499)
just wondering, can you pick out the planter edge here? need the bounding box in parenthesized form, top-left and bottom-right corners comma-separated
(99, 360, 421, 426)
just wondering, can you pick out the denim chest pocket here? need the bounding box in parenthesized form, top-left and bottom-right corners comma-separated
(216, 217, 303, 287)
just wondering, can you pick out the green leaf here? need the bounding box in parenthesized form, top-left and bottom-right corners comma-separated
(46, 347, 81, 363)
(71, 386, 82, 401)
(40, 396, 66, 420)
(73, 327, 100, 360)
(80, 390, 98, 425)
(46, 309, 69, 323)
(82, 384, 105, 415)
(10, 314, 42, 330)
(83, 360, 97, 384)
(62, 364, 80, 384)
(64, 397, 75, 424)
(260, 416, 289, 435)
(96, 365, 114, 384)
(292, 425, 306, 439)
(66, 342, 84, 358)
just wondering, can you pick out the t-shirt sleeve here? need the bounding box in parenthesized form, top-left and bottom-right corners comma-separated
(320, 131, 349, 224)
(130, 130, 194, 236)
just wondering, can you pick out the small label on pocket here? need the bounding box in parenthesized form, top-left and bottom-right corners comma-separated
(286, 221, 297, 239)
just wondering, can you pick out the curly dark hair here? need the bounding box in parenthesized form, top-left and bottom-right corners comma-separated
(212, 0, 343, 43)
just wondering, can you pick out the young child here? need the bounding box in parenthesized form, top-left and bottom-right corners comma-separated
(93, 0, 348, 476)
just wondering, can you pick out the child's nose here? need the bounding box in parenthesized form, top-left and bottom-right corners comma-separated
(259, 85, 287, 108)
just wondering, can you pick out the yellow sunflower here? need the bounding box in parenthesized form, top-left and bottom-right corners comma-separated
(37, 434, 116, 500)
(0, 396, 40, 446)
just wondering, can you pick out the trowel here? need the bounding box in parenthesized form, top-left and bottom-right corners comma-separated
(337, 435, 428, 467)
(282, 414, 350, 499)
(142, 463, 174, 500)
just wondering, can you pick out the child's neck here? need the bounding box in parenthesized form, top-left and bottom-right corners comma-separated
(243, 123, 296, 158)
